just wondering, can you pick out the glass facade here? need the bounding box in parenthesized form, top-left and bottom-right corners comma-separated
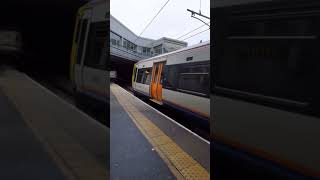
(142, 47, 151, 56)
(110, 29, 185, 59)
(110, 31, 121, 47)
(110, 16, 187, 60)
(110, 33, 154, 57)
(154, 45, 162, 55)
(122, 38, 137, 52)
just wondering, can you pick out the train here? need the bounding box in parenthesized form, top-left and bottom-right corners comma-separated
(132, 41, 210, 121)
(213, 0, 320, 178)
(70, 0, 108, 108)
(0, 30, 22, 52)
(0, 30, 23, 67)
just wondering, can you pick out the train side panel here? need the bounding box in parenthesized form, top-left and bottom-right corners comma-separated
(162, 89, 210, 119)
(162, 44, 210, 119)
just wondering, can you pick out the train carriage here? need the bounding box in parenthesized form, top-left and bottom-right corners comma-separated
(213, 0, 320, 178)
(132, 41, 210, 121)
(70, 0, 108, 107)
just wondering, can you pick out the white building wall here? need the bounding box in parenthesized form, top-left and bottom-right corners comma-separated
(110, 14, 188, 61)
(110, 15, 153, 47)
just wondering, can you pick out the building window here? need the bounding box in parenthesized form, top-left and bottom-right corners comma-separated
(142, 47, 151, 55)
(123, 38, 137, 52)
(123, 39, 127, 48)
(110, 31, 121, 47)
(131, 43, 137, 52)
(154, 44, 162, 55)
(137, 46, 142, 54)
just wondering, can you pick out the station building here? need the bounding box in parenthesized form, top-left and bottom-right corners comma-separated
(110, 15, 188, 83)
(110, 14, 188, 62)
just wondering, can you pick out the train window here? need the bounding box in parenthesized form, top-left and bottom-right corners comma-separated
(84, 21, 108, 70)
(216, 13, 318, 104)
(178, 62, 210, 96)
(163, 65, 178, 90)
(76, 19, 88, 64)
(136, 69, 144, 83)
(216, 41, 315, 103)
(141, 70, 148, 83)
(186, 57, 193, 61)
(136, 68, 152, 84)
(163, 62, 209, 96)
(144, 68, 152, 85)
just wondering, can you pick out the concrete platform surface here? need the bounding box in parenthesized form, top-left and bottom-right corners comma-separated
(0, 68, 109, 180)
(110, 83, 210, 180)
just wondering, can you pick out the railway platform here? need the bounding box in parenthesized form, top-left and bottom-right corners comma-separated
(110, 83, 210, 179)
(0, 67, 108, 180)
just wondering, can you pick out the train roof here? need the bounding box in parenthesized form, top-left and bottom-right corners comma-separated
(137, 40, 210, 63)
(82, 0, 106, 8)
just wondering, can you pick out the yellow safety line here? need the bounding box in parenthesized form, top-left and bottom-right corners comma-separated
(111, 84, 210, 180)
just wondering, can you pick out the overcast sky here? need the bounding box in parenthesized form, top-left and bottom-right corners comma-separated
(110, 0, 210, 46)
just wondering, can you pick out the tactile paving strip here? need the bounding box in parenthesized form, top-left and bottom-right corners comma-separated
(152, 135, 173, 146)
(168, 152, 197, 172)
(145, 128, 163, 138)
(181, 165, 210, 180)
(159, 143, 183, 157)
(111, 84, 210, 180)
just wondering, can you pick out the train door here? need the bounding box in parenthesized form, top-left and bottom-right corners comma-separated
(150, 61, 166, 104)
(82, 20, 108, 102)
(74, 9, 92, 91)
(132, 65, 137, 89)
(81, 2, 108, 102)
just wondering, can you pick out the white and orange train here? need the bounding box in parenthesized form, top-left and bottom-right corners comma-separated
(132, 41, 210, 121)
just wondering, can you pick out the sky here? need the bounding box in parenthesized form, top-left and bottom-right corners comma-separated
(110, 0, 210, 46)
